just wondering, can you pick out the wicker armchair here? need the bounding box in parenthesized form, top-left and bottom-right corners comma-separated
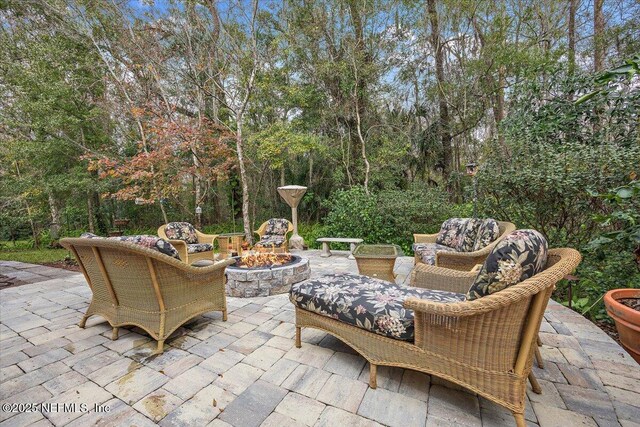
(254, 219, 294, 253)
(158, 222, 218, 264)
(294, 248, 581, 427)
(413, 220, 516, 271)
(60, 237, 235, 353)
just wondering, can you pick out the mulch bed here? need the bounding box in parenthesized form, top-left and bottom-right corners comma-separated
(41, 259, 80, 272)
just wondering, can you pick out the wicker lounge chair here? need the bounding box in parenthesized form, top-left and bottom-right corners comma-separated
(61, 237, 235, 353)
(413, 219, 516, 271)
(291, 242, 581, 426)
(158, 222, 218, 264)
(254, 218, 293, 253)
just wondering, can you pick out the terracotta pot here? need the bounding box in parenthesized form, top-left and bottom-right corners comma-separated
(604, 288, 640, 364)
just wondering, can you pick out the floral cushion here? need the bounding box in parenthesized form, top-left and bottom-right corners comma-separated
(81, 233, 181, 260)
(254, 235, 286, 248)
(187, 243, 213, 254)
(164, 222, 198, 244)
(473, 219, 500, 251)
(466, 230, 548, 301)
(412, 243, 457, 265)
(264, 218, 290, 236)
(457, 218, 484, 252)
(435, 218, 469, 249)
(290, 273, 466, 341)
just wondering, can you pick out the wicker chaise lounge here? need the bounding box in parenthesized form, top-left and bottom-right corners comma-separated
(413, 218, 516, 271)
(61, 237, 235, 352)
(291, 232, 581, 426)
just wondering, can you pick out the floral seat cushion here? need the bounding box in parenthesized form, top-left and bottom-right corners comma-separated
(254, 235, 286, 248)
(290, 273, 465, 341)
(412, 243, 457, 265)
(264, 218, 290, 236)
(187, 243, 213, 254)
(81, 233, 181, 260)
(466, 229, 548, 301)
(164, 222, 198, 244)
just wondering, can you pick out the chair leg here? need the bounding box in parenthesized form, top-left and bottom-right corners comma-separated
(369, 363, 377, 389)
(535, 346, 544, 369)
(157, 340, 165, 353)
(78, 313, 89, 329)
(513, 412, 526, 427)
(222, 309, 228, 322)
(111, 327, 119, 341)
(528, 372, 542, 394)
(295, 327, 301, 348)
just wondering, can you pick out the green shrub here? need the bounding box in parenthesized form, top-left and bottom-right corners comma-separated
(322, 185, 471, 253)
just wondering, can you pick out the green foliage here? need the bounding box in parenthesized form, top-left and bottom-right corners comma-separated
(478, 65, 640, 247)
(322, 186, 471, 253)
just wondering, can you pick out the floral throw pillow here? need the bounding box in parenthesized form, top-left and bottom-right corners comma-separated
(113, 235, 181, 259)
(265, 218, 290, 236)
(165, 222, 198, 244)
(466, 229, 548, 301)
(435, 218, 469, 249)
(81, 233, 181, 260)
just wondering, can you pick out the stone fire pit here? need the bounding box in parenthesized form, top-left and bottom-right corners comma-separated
(225, 254, 310, 297)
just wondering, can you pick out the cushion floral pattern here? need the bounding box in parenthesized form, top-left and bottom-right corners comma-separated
(264, 218, 290, 236)
(164, 222, 198, 244)
(412, 243, 457, 265)
(290, 273, 466, 341)
(435, 218, 469, 249)
(473, 219, 500, 251)
(457, 218, 484, 252)
(466, 229, 548, 301)
(187, 243, 213, 254)
(254, 235, 286, 248)
(81, 233, 181, 260)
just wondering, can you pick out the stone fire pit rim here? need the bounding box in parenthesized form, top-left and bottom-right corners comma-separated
(227, 254, 304, 271)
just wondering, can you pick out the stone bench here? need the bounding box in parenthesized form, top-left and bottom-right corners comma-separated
(316, 237, 363, 259)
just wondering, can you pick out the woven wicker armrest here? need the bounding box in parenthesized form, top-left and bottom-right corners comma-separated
(435, 243, 496, 271)
(413, 233, 438, 244)
(403, 286, 530, 318)
(196, 230, 218, 245)
(410, 263, 476, 294)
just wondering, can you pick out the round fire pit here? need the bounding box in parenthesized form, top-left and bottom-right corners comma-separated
(225, 254, 310, 297)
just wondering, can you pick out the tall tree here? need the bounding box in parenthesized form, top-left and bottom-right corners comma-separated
(594, 0, 605, 71)
(426, 0, 452, 182)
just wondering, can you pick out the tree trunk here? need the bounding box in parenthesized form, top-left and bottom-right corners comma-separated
(427, 0, 452, 184)
(568, 0, 577, 74)
(594, 0, 605, 72)
(236, 118, 252, 244)
(48, 192, 61, 240)
(87, 192, 95, 233)
(15, 162, 39, 247)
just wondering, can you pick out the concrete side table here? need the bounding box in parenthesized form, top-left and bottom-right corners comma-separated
(317, 237, 364, 259)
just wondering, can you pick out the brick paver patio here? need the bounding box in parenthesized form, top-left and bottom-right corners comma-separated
(1, 251, 638, 427)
